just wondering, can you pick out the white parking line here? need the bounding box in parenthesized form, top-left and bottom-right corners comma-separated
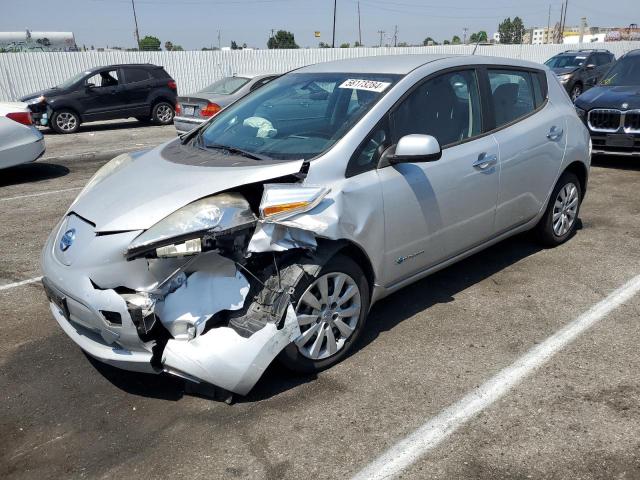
(352, 273, 640, 480)
(0, 276, 43, 291)
(0, 187, 82, 202)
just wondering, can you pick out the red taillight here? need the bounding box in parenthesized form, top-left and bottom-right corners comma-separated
(175, 103, 182, 115)
(6, 111, 33, 126)
(200, 102, 221, 118)
(168, 80, 177, 90)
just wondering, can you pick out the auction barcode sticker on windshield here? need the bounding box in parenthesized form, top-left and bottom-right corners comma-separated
(338, 79, 391, 92)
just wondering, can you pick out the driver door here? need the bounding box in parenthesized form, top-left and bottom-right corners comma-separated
(82, 68, 128, 120)
(375, 69, 500, 285)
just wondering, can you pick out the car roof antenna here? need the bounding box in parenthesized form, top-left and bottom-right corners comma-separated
(472, 39, 481, 55)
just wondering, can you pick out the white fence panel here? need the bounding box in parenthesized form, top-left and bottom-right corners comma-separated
(0, 42, 638, 101)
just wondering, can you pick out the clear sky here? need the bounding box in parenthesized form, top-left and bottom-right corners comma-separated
(2, 0, 638, 49)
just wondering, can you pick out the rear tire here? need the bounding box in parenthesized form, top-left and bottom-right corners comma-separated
(151, 101, 174, 125)
(278, 254, 370, 373)
(50, 109, 80, 134)
(536, 171, 582, 247)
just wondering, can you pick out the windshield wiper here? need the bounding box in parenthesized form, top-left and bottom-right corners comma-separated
(204, 143, 271, 161)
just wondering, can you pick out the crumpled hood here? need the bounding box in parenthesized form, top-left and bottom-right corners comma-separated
(71, 140, 304, 232)
(575, 85, 640, 110)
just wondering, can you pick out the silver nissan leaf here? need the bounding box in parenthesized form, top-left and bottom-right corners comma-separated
(42, 55, 590, 397)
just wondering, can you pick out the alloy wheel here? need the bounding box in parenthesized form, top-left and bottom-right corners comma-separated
(56, 112, 78, 132)
(552, 182, 579, 237)
(294, 272, 361, 360)
(156, 104, 173, 123)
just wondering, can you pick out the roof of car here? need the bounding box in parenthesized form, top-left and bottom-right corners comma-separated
(85, 63, 161, 72)
(297, 54, 451, 74)
(296, 54, 543, 75)
(623, 49, 640, 57)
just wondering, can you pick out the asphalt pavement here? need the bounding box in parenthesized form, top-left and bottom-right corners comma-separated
(1, 120, 639, 480)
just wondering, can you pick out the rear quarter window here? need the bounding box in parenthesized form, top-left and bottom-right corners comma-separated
(488, 69, 546, 128)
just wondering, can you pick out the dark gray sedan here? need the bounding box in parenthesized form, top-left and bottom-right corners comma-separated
(174, 73, 277, 133)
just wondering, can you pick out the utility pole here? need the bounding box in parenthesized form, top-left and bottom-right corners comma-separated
(217, 30, 221, 49)
(357, 1, 362, 46)
(131, 0, 140, 47)
(463, 27, 468, 44)
(332, 0, 337, 48)
(378, 30, 385, 47)
(562, 0, 569, 37)
(393, 25, 398, 47)
(546, 4, 551, 44)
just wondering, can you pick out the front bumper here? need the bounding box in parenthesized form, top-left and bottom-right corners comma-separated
(174, 116, 204, 134)
(589, 132, 640, 156)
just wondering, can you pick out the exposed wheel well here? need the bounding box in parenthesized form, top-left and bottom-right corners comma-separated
(563, 161, 588, 196)
(152, 97, 175, 108)
(52, 106, 81, 121)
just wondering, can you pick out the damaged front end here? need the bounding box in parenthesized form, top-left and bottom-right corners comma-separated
(43, 182, 331, 397)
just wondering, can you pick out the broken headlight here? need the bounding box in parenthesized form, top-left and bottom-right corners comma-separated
(259, 184, 330, 221)
(126, 193, 257, 259)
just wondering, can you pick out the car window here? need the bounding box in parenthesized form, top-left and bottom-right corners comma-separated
(600, 55, 640, 86)
(488, 70, 536, 128)
(347, 121, 390, 177)
(86, 70, 119, 88)
(200, 77, 250, 95)
(391, 69, 482, 147)
(199, 72, 400, 161)
(545, 55, 586, 68)
(124, 68, 150, 83)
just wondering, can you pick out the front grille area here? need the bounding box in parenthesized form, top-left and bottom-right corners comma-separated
(588, 109, 621, 132)
(624, 111, 640, 133)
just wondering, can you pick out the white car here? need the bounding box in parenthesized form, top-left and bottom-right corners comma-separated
(0, 102, 45, 169)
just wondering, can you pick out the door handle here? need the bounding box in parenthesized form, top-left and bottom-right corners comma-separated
(547, 125, 563, 140)
(473, 152, 497, 170)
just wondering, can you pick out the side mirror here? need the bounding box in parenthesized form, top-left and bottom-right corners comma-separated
(389, 134, 442, 164)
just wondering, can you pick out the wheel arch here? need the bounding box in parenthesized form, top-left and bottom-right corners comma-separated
(316, 238, 376, 300)
(562, 160, 588, 196)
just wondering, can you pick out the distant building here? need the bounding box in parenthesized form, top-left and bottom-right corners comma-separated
(0, 30, 77, 52)
(492, 32, 500, 43)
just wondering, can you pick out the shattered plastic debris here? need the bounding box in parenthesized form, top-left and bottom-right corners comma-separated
(154, 255, 250, 339)
(162, 304, 301, 395)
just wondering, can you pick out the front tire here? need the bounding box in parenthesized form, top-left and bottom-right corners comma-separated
(278, 254, 370, 373)
(536, 171, 582, 247)
(151, 101, 174, 125)
(51, 109, 80, 134)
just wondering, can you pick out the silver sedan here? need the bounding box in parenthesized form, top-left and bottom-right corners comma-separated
(173, 73, 277, 134)
(0, 102, 45, 169)
(42, 55, 590, 398)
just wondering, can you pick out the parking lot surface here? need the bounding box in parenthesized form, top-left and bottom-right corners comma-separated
(1, 122, 639, 479)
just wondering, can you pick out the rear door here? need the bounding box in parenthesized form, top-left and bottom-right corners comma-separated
(486, 67, 567, 234)
(122, 67, 153, 115)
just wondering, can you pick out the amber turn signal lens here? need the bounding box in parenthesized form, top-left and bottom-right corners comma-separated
(262, 201, 310, 217)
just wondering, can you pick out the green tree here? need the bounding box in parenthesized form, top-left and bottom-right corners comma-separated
(498, 18, 513, 44)
(512, 17, 525, 43)
(397, 41, 409, 47)
(231, 40, 240, 50)
(354, 41, 363, 47)
(443, 39, 451, 45)
(164, 41, 173, 51)
(172, 45, 184, 51)
(423, 37, 436, 46)
(267, 30, 299, 49)
(318, 41, 331, 48)
(340, 42, 350, 48)
(469, 31, 488, 43)
(451, 35, 461, 44)
(139, 35, 161, 51)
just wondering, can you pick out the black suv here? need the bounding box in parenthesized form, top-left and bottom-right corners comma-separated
(575, 49, 640, 157)
(545, 49, 615, 101)
(20, 64, 177, 134)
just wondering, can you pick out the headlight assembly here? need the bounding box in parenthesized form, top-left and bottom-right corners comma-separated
(558, 74, 572, 83)
(127, 193, 257, 259)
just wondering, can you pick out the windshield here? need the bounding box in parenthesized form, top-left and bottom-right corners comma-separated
(200, 77, 250, 95)
(545, 55, 587, 69)
(197, 72, 401, 160)
(57, 71, 90, 89)
(600, 56, 640, 86)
